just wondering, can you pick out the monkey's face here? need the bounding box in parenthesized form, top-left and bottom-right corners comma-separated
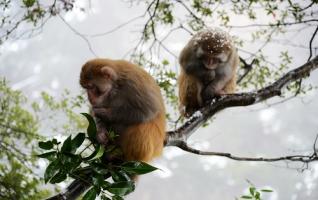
(202, 51, 230, 70)
(85, 78, 112, 106)
(192, 29, 233, 70)
(80, 65, 118, 107)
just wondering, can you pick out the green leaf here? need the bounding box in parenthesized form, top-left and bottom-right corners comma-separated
(81, 113, 97, 141)
(83, 145, 105, 161)
(91, 163, 109, 174)
(44, 160, 60, 183)
(23, 0, 35, 7)
(61, 135, 72, 153)
(92, 173, 105, 187)
(72, 132, 86, 150)
(49, 171, 67, 184)
(37, 151, 56, 159)
(260, 189, 273, 192)
(52, 138, 59, 144)
(106, 181, 135, 196)
(101, 195, 111, 200)
(249, 187, 256, 195)
(111, 170, 131, 182)
(241, 196, 253, 199)
(39, 141, 53, 150)
(255, 191, 260, 199)
(121, 161, 158, 175)
(82, 187, 97, 200)
(60, 153, 82, 171)
(113, 196, 124, 200)
(108, 130, 118, 140)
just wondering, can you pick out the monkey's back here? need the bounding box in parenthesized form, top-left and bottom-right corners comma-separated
(114, 60, 166, 161)
(101, 59, 166, 162)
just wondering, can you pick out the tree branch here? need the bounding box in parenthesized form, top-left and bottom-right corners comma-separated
(166, 55, 318, 146)
(237, 57, 255, 84)
(172, 140, 318, 163)
(228, 19, 318, 28)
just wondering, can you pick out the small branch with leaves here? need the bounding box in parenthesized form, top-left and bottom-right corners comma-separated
(41, 114, 158, 200)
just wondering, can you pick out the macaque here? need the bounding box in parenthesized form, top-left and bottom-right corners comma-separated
(178, 28, 239, 116)
(80, 58, 166, 162)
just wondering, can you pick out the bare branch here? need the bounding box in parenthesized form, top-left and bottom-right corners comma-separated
(237, 57, 255, 84)
(228, 19, 318, 28)
(175, 0, 205, 26)
(308, 25, 318, 61)
(58, 14, 98, 57)
(173, 140, 318, 163)
(83, 15, 145, 38)
(299, 2, 315, 12)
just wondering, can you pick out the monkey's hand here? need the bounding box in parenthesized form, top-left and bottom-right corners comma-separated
(96, 128, 109, 145)
(202, 70, 216, 85)
(95, 120, 110, 145)
(201, 84, 219, 104)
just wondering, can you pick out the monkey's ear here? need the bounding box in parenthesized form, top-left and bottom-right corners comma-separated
(101, 66, 118, 80)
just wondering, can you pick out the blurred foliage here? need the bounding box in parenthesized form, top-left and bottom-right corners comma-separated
(38, 113, 158, 200)
(0, 78, 50, 199)
(0, 0, 77, 43)
(0, 78, 87, 199)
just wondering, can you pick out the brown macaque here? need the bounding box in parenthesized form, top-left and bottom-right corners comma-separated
(178, 28, 239, 117)
(80, 58, 166, 162)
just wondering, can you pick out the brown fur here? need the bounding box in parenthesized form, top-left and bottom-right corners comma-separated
(178, 69, 201, 116)
(178, 28, 238, 117)
(80, 58, 166, 162)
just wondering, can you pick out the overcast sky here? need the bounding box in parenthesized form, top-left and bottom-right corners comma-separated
(1, 1, 318, 200)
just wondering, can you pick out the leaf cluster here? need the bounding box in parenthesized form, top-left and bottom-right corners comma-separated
(240, 185, 273, 200)
(0, 78, 50, 200)
(39, 113, 158, 200)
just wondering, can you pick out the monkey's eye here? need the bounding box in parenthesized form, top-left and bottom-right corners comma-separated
(92, 86, 102, 96)
(85, 83, 94, 89)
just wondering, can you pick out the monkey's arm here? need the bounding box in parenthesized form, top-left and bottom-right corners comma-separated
(93, 94, 158, 124)
(201, 74, 226, 102)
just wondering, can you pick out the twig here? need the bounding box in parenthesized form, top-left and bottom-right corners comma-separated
(237, 57, 255, 84)
(58, 14, 98, 57)
(228, 19, 318, 28)
(295, 25, 318, 95)
(84, 15, 145, 38)
(174, 140, 318, 162)
(307, 25, 318, 62)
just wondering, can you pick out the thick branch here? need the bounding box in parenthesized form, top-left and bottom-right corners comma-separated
(166, 55, 318, 145)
